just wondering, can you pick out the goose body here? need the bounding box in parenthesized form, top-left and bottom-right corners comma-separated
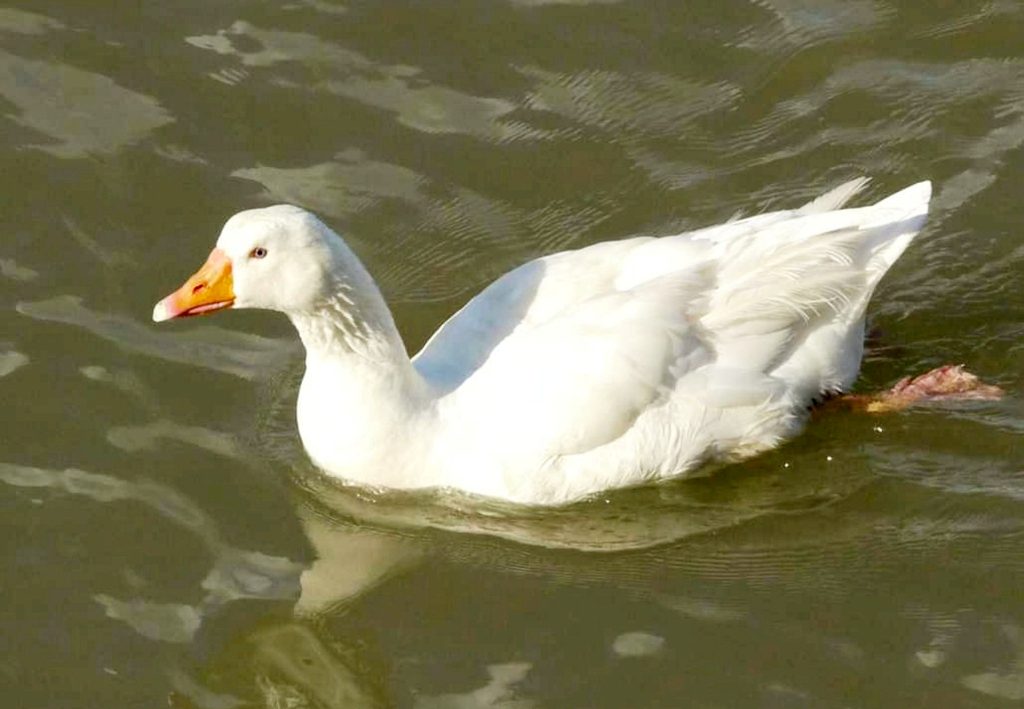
(155, 179, 930, 505)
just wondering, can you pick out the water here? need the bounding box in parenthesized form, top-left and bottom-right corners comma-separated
(2, 1, 1023, 706)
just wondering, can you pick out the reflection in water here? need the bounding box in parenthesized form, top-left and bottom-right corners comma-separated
(285, 0, 350, 17)
(511, 0, 619, 6)
(961, 624, 1024, 701)
(185, 21, 526, 141)
(866, 439, 1024, 502)
(721, 57, 1024, 221)
(0, 7, 65, 35)
(294, 506, 420, 616)
(107, 419, 240, 458)
(611, 632, 665, 658)
(0, 460, 414, 706)
(5, 438, 1024, 707)
(520, 65, 740, 138)
(95, 595, 202, 644)
(0, 462, 302, 644)
(249, 624, 386, 709)
(288, 450, 871, 552)
(0, 46, 173, 158)
(174, 622, 391, 708)
(290, 475, 1021, 706)
(414, 662, 534, 709)
(653, 593, 744, 623)
(0, 461, 423, 635)
(737, 0, 890, 48)
(80, 364, 161, 412)
(0, 349, 29, 377)
(177, 503, 420, 707)
(233, 148, 427, 219)
(0, 257, 39, 281)
(17, 295, 296, 379)
(912, 0, 1020, 40)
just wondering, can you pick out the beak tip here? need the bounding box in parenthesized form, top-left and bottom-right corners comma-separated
(152, 299, 173, 323)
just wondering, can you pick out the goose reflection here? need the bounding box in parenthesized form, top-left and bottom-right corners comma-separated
(1, 396, 984, 707)
(163, 413, 873, 704)
(0, 461, 413, 707)
(7, 442, 1020, 707)
(169, 486, 422, 708)
(166, 453, 815, 708)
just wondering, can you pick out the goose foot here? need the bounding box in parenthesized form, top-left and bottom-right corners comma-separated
(824, 365, 1004, 413)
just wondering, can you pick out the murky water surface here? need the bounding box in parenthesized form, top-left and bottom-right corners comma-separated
(2, 1, 1023, 706)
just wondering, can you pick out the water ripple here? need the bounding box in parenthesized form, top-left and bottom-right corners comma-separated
(520, 65, 741, 139)
(741, 0, 895, 48)
(912, 0, 1022, 41)
(0, 257, 39, 282)
(16, 295, 296, 379)
(233, 149, 427, 219)
(0, 48, 173, 158)
(0, 462, 304, 643)
(106, 419, 239, 458)
(234, 150, 614, 302)
(0, 349, 29, 377)
(185, 20, 529, 141)
(0, 7, 65, 35)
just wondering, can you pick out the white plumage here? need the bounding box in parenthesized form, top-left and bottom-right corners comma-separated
(155, 179, 931, 505)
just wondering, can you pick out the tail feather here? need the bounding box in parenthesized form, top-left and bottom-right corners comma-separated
(798, 176, 872, 214)
(701, 181, 932, 377)
(863, 180, 931, 285)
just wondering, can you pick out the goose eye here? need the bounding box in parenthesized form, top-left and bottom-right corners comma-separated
(250, 246, 268, 259)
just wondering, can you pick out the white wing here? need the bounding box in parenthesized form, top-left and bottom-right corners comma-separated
(412, 236, 678, 390)
(412, 177, 880, 393)
(416, 179, 930, 469)
(442, 268, 714, 463)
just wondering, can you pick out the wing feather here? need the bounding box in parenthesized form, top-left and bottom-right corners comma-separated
(416, 179, 930, 477)
(446, 270, 713, 460)
(413, 237, 655, 390)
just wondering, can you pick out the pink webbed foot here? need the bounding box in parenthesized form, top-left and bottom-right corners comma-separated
(867, 364, 1004, 412)
(846, 365, 1004, 413)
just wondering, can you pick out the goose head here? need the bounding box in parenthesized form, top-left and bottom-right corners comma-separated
(153, 205, 369, 322)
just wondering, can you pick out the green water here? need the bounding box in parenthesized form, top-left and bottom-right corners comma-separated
(2, 1, 1023, 706)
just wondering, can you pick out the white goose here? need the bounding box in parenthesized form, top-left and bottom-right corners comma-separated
(154, 178, 932, 505)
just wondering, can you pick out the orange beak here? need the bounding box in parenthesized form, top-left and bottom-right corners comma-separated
(152, 248, 235, 322)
